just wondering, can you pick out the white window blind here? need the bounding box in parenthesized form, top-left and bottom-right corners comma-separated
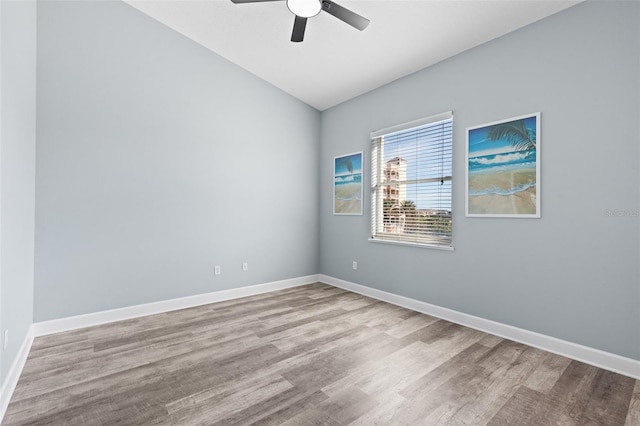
(370, 112, 453, 248)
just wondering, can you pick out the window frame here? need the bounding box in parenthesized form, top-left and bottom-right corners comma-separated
(369, 111, 454, 250)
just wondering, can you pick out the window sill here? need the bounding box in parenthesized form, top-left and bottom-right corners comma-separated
(368, 238, 454, 251)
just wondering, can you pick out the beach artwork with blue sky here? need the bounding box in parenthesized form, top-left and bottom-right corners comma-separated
(466, 113, 540, 217)
(334, 152, 363, 215)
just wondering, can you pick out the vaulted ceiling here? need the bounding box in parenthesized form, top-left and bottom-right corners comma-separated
(125, 0, 580, 110)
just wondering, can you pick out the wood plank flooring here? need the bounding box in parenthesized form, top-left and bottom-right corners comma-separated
(4, 283, 639, 425)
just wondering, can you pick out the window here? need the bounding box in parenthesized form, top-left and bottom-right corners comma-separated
(370, 111, 453, 249)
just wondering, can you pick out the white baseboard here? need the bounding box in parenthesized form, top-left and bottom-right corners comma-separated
(319, 274, 640, 380)
(32, 275, 319, 337)
(0, 328, 34, 421)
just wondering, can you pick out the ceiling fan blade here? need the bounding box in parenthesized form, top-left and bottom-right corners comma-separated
(321, 0, 369, 31)
(230, 0, 284, 3)
(291, 15, 307, 42)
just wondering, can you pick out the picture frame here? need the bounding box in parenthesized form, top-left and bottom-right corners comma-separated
(333, 151, 363, 215)
(466, 113, 540, 218)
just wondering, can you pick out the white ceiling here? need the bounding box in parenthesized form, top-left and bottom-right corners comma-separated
(125, 0, 580, 111)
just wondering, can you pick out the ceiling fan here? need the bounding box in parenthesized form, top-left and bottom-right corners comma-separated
(230, 0, 370, 42)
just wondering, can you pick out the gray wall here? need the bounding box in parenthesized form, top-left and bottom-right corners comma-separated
(0, 0, 37, 384)
(34, 0, 320, 321)
(24, 0, 640, 364)
(320, 1, 640, 360)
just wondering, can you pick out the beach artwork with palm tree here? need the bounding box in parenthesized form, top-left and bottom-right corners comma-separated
(466, 113, 540, 217)
(334, 152, 363, 215)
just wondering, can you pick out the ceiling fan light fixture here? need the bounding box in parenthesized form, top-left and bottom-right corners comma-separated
(286, 0, 321, 18)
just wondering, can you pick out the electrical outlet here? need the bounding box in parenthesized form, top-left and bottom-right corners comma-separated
(352, 261, 358, 270)
(214, 265, 221, 275)
(4, 330, 8, 350)
(242, 262, 248, 271)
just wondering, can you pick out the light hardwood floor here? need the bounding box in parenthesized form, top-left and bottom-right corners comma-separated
(4, 283, 639, 425)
